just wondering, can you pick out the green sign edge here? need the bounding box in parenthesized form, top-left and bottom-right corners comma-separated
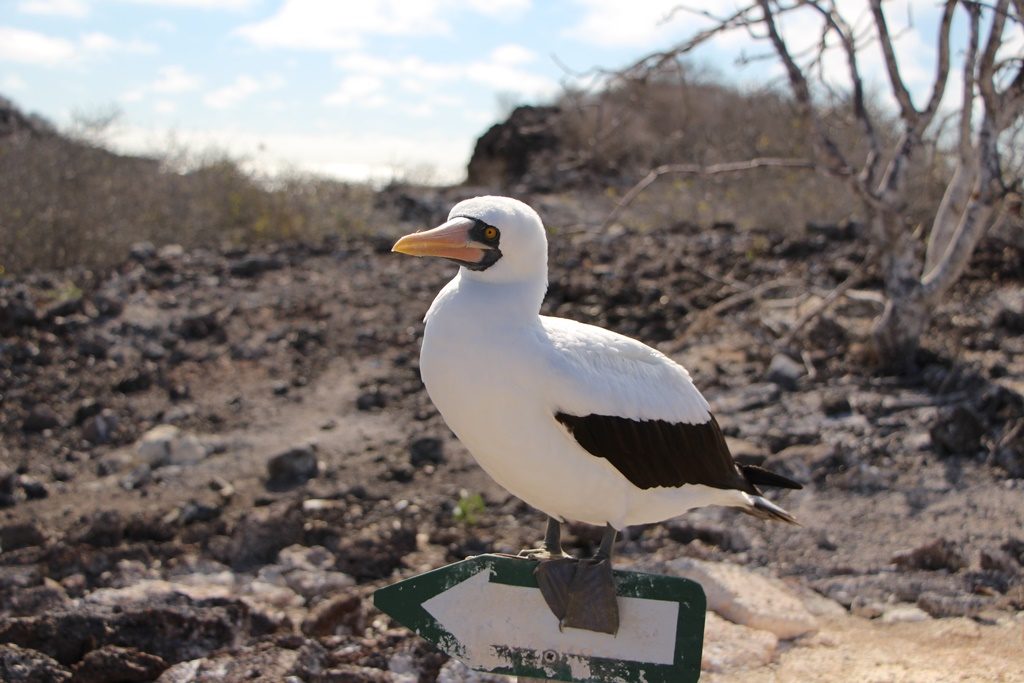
(373, 554, 705, 683)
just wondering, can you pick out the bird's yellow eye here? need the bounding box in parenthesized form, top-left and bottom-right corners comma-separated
(483, 226, 498, 240)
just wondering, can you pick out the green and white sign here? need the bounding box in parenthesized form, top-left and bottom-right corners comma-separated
(373, 554, 706, 682)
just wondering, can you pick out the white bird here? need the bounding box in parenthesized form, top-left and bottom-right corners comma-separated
(392, 196, 800, 633)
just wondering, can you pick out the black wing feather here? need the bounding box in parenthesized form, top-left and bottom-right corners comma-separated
(554, 412, 759, 492)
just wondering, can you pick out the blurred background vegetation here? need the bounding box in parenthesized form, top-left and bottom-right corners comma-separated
(0, 62, 961, 275)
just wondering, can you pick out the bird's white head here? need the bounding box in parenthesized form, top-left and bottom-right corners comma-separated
(392, 195, 548, 285)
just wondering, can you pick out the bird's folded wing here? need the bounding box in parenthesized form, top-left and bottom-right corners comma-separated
(539, 316, 710, 424)
(540, 316, 749, 492)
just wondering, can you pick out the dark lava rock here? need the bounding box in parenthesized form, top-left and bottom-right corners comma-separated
(665, 520, 751, 553)
(19, 476, 48, 500)
(0, 643, 72, 682)
(765, 353, 804, 391)
(7, 582, 70, 618)
(115, 369, 153, 394)
(73, 399, 104, 425)
(916, 591, 987, 618)
(409, 437, 444, 468)
(178, 309, 223, 341)
(301, 593, 364, 637)
(355, 389, 386, 411)
(155, 639, 326, 683)
(992, 420, 1024, 478)
(266, 445, 319, 490)
(77, 330, 114, 359)
(0, 467, 19, 507)
(22, 404, 61, 432)
(229, 254, 284, 278)
(821, 391, 852, 417)
(333, 523, 418, 582)
(0, 521, 46, 550)
(72, 645, 168, 683)
(892, 538, 967, 572)
(0, 591, 250, 667)
(1001, 538, 1024, 565)
(225, 503, 304, 569)
(466, 104, 561, 187)
(76, 510, 126, 548)
(930, 404, 985, 456)
(81, 410, 120, 445)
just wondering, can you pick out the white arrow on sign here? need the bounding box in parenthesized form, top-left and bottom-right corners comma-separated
(422, 567, 679, 674)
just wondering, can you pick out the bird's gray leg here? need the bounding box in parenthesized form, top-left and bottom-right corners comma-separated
(542, 516, 562, 555)
(593, 523, 617, 561)
(519, 516, 569, 559)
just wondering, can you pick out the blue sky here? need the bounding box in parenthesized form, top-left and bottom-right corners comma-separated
(2, 1, 1018, 183)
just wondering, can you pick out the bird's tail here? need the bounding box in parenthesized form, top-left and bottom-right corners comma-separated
(742, 494, 800, 525)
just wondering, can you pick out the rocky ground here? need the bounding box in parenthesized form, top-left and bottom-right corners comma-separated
(1, 188, 1022, 681)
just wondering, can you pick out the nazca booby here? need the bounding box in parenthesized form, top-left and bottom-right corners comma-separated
(393, 196, 800, 633)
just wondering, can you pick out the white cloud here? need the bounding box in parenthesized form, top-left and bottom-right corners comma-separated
(204, 74, 282, 109)
(324, 74, 388, 107)
(80, 31, 157, 55)
(237, 0, 449, 51)
(119, 0, 255, 8)
(0, 26, 157, 68)
(154, 99, 176, 113)
(237, 0, 534, 52)
(328, 46, 557, 109)
(17, 0, 89, 18)
(465, 0, 531, 17)
(491, 43, 536, 66)
(564, 0, 696, 47)
(122, 65, 200, 102)
(0, 26, 76, 65)
(152, 65, 200, 93)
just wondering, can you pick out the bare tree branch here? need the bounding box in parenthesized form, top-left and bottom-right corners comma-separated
(757, 0, 852, 177)
(869, 0, 918, 123)
(601, 157, 815, 229)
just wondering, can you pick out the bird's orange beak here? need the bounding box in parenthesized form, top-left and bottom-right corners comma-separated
(392, 217, 485, 263)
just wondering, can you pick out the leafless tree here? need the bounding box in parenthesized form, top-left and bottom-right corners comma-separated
(611, 0, 1023, 368)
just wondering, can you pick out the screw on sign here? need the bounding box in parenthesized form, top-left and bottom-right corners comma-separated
(373, 554, 706, 683)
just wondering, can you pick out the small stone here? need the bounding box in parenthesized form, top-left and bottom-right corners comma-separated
(892, 538, 967, 572)
(72, 646, 168, 683)
(137, 425, 206, 467)
(700, 612, 777, 673)
(880, 604, 932, 624)
(0, 468, 19, 507)
(78, 510, 126, 547)
(82, 411, 120, 445)
(821, 391, 852, 416)
(409, 437, 444, 468)
(74, 399, 104, 424)
(766, 353, 804, 391)
(301, 593, 364, 636)
(850, 595, 885, 619)
(0, 521, 47, 551)
(356, 389, 386, 411)
(917, 592, 987, 618)
(930, 404, 985, 456)
(0, 644, 72, 682)
(266, 445, 319, 490)
(667, 558, 818, 639)
(272, 381, 290, 396)
(22, 404, 61, 432)
(19, 476, 48, 500)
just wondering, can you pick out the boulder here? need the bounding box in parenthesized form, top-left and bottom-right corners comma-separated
(667, 558, 818, 639)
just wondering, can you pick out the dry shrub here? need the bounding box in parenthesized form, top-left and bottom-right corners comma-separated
(549, 62, 950, 234)
(0, 113, 377, 274)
